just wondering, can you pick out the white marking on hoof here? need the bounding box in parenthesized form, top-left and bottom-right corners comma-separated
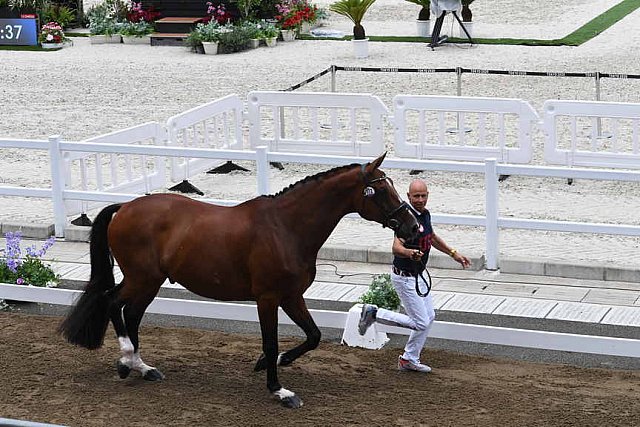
(131, 351, 156, 376)
(274, 387, 295, 400)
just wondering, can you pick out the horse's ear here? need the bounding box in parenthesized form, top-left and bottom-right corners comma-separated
(366, 152, 387, 173)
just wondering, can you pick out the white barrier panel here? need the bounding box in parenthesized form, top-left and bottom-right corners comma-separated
(166, 94, 244, 182)
(543, 100, 640, 169)
(393, 95, 539, 164)
(247, 91, 388, 156)
(63, 122, 167, 216)
(1, 284, 638, 358)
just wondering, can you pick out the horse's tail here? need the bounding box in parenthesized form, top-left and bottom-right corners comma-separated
(58, 203, 122, 349)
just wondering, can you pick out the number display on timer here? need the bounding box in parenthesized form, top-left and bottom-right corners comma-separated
(0, 18, 38, 46)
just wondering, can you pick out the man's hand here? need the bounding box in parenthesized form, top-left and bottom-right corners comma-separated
(409, 249, 423, 261)
(453, 252, 471, 269)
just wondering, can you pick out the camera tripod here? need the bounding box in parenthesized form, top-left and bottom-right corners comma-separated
(429, 10, 473, 49)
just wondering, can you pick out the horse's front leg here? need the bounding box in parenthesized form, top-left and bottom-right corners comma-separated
(256, 296, 320, 368)
(256, 297, 303, 409)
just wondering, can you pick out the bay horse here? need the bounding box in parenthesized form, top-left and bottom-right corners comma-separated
(58, 153, 419, 408)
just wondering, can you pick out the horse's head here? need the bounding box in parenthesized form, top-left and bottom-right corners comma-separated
(358, 153, 419, 241)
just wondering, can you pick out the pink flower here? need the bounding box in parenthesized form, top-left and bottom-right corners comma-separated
(16, 278, 24, 285)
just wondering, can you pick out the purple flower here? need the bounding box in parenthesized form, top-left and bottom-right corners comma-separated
(16, 278, 24, 285)
(6, 258, 19, 273)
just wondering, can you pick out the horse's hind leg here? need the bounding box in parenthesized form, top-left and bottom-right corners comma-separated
(111, 278, 164, 381)
(255, 295, 320, 370)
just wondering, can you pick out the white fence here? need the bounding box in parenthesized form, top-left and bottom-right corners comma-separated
(1, 283, 638, 359)
(2, 92, 640, 270)
(543, 100, 640, 169)
(393, 95, 540, 164)
(166, 94, 244, 182)
(30, 141, 640, 270)
(247, 91, 389, 156)
(64, 122, 166, 217)
(54, 94, 640, 223)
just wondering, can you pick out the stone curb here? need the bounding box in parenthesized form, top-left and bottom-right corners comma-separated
(318, 246, 640, 284)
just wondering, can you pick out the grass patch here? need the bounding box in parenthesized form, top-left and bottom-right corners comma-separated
(301, 0, 640, 46)
(0, 45, 45, 51)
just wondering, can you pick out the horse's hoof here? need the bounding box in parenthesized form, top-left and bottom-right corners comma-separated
(116, 360, 131, 379)
(280, 395, 303, 409)
(143, 368, 164, 381)
(254, 354, 267, 371)
(278, 354, 293, 366)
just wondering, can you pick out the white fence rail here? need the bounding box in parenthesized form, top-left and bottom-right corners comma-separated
(247, 91, 389, 156)
(47, 141, 640, 269)
(1, 137, 639, 268)
(393, 95, 540, 164)
(166, 94, 244, 182)
(543, 100, 640, 169)
(64, 122, 167, 217)
(1, 283, 638, 358)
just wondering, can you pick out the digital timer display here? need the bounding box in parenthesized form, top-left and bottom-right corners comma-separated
(0, 18, 38, 46)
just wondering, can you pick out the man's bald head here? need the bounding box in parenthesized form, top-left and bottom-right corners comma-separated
(407, 179, 429, 213)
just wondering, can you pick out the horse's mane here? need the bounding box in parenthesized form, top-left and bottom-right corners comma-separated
(263, 162, 361, 199)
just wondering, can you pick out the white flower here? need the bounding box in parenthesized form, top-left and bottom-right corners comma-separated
(46, 34, 54, 41)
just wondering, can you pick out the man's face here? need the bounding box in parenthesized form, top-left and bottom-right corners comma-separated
(407, 184, 429, 213)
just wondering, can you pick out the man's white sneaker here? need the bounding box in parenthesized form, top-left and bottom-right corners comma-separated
(358, 304, 377, 335)
(398, 356, 432, 373)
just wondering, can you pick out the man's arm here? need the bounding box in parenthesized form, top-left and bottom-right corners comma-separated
(393, 236, 422, 261)
(431, 233, 471, 268)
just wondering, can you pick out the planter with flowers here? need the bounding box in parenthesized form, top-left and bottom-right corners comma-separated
(86, 0, 123, 44)
(329, 0, 377, 58)
(275, 0, 317, 41)
(244, 21, 263, 48)
(187, 21, 223, 54)
(119, 20, 154, 44)
(205, 1, 231, 25)
(0, 232, 60, 307)
(39, 21, 70, 49)
(260, 21, 279, 47)
(358, 274, 400, 311)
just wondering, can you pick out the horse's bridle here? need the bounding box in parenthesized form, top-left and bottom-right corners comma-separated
(361, 166, 412, 232)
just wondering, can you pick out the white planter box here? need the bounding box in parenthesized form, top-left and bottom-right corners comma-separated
(201, 41, 219, 55)
(90, 34, 121, 44)
(122, 35, 150, 45)
(416, 19, 430, 37)
(353, 38, 369, 58)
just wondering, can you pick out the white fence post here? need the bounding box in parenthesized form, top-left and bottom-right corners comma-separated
(256, 146, 269, 195)
(48, 135, 66, 238)
(485, 158, 499, 270)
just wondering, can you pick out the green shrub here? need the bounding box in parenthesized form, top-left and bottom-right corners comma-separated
(218, 25, 252, 53)
(119, 20, 154, 36)
(41, 3, 76, 29)
(358, 274, 400, 311)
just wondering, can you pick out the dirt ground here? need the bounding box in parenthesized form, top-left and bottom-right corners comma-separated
(1, 312, 638, 427)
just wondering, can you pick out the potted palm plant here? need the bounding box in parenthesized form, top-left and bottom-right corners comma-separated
(329, 0, 377, 58)
(404, 0, 430, 37)
(460, 0, 474, 37)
